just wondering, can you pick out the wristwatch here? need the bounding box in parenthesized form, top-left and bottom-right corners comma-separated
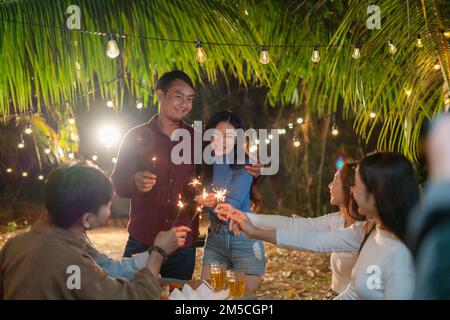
(148, 245, 168, 262)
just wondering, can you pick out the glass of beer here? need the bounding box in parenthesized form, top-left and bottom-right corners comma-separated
(226, 270, 246, 297)
(209, 263, 226, 290)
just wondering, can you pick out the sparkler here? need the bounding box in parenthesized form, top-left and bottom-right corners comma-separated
(172, 193, 185, 228)
(151, 156, 157, 171)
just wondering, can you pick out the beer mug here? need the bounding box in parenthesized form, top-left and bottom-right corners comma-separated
(209, 263, 226, 290)
(226, 269, 246, 297)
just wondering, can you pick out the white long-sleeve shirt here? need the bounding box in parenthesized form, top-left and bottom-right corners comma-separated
(247, 212, 359, 293)
(247, 213, 415, 299)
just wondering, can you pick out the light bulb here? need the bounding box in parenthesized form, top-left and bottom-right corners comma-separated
(24, 123, 32, 135)
(112, 157, 117, 164)
(38, 175, 44, 181)
(311, 46, 320, 63)
(265, 138, 270, 144)
(352, 44, 361, 60)
(107, 100, 114, 108)
(255, 139, 260, 145)
(268, 134, 273, 140)
(249, 145, 258, 153)
(45, 147, 51, 154)
(278, 129, 286, 134)
(18, 142, 25, 149)
(388, 40, 397, 55)
(22, 172, 28, 177)
(434, 59, 441, 70)
(293, 136, 301, 148)
(106, 33, 120, 59)
(405, 88, 412, 97)
(92, 154, 98, 161)
(195, 41, 207, 63)
(415, 35, 424, 48)
(288, 123, 294, 129)
(369, 112, 377, 119)
(296, 117, 304, 124)
(331, 124, 339, 136)
(443, 31, 450, 38)
(69, 117, 75, 125)
(68, 151, 74, 159)
(6, 168, 12, 173)
(259, 45, 270, 64)
(136, 100, 143, 109)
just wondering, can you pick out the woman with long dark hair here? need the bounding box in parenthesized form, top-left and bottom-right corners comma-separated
(218, 151, 420, 299)
(194, 110, 265, 293)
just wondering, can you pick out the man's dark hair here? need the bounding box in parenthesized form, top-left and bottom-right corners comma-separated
(155, 70, 194, 94)
(45, 162, 113, 228)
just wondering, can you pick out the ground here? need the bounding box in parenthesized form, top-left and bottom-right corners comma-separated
(0, 219, 332, 300)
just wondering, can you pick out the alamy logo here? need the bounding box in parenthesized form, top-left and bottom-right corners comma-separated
(66, 265, 81, 290)
(366, 265, 382, 290)
(367, 5, 381, 30)
(66, 5, 81, 30)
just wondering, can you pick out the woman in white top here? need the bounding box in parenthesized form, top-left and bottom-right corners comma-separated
(216, 151, 420, 300)
(237, 161, 364, 296)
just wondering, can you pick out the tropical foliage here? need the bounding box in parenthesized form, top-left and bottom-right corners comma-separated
(0, 0, 449, 163)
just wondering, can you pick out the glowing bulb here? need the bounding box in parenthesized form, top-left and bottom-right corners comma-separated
(99, 125, 120, 147)
(195, 41, 207, 63)
(18, 142, 25, 149)
(38, 175, 44, 181)
(6, 168, 12, 173)
(112, 157, 117, 164)
(415, 35, 424, 48)
(293, 136, 300, 148)
(136, 100, 143, 109)
(68, 151, 75, 159)
(352, 44, 361, 60)
(255, 139, 260, 145)
(265, 138, 270, 144)
(249, 145, 258, 153)
(22, 172, 28, 177)
(268, 134, 273, 140)
(288, 123, 294, 129)
(106, 33, 120, 59)
(69, 117, 75, 125)
(45, 147, 51, 154)
(92, 154, 98, 161)
(443, 31, 450, 38)
(278, 129, 286, 134)
(387, 40, 397, 55)
(24, 123, 32, 135)
(259, 45, 270, 64)
(369, 112, 377, 119)
(311, 45, 320, 63)
(296, 117, 304, 124)
(331, 125, 339, 136)
(434, 60, 441, 70)
(107, 100, 114, 108)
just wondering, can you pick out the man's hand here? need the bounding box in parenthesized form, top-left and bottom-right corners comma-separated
(134, 171, 157, 192)
(245, 163, 263, 179)
(194, 193, 217, 208)
(154, 226, 192, 256)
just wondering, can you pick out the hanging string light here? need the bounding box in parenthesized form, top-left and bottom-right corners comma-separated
(18, 135, 25, 149)
(415, 34, 424, 48)
(433, 59, 441, 70)
(352, 43, 361, 60)
(92, 154, 98, 161)
(369, 111, 377, 119)
(112, 157, 118, 164)
(44, 145, 51, 154)
(195, 41, 207, 63)
(38, 174, 44, 181)
(106, 33, 120, 59)
(443, 31, 450, 38)
(136, 100, 143, 109)
(293, 136, 301, 147)
(24, 122, 32, 135)
(22, 172, 28, 177)
(296, 117, 304, 124)
(6, 168, 13, 173)
(68, 149, 75, 159)
(387, 40, 397, 55)
(288, 123, 294, 129)
(331, 116, 339, 136)
(69, 117, 75, 125)
(259, 44, 270, 64)
(311, 45, 320, 63)
(107, 100, 114, 108)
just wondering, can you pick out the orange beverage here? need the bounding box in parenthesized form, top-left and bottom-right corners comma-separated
(209, 263, 226, 290)
(226, 270, 246, 297)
